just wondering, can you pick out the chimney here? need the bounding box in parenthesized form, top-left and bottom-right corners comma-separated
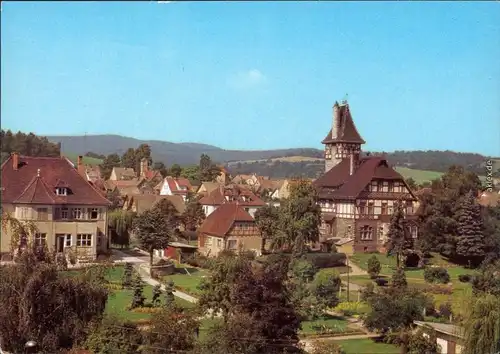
(332, 101, 340, 139)
(140, 158, 148, 178)
(57, 142, 62, 158)
(12, 152, 19, 171)
(349, 153, 354, 176)
(77, 156, 86, 178)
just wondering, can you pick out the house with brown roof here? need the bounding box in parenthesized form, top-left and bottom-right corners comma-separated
(157, 176, 193, 201)
(139, 158, 163, 185)
(198, 184, 266, 217)
(215, 166, 231, 185)
(1, 153, 112, 260)
(109, 167, 137, 181)
(196, 182, 224, 197)
(477, 190, 500, 207)
(122, 194, 186, 215)
(313, 101, 418, 253)
(413, 321, 464, 354)
(198, 203, 263, 257)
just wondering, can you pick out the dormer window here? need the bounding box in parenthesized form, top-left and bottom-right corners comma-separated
(56, 187, 67, 196)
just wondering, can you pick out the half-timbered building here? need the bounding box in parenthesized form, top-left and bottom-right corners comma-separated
(313, 101, 419, 253)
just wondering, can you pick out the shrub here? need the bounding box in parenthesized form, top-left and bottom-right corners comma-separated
(334, 302, 367, 317)
(304, 253, 347, 268)
(424, 301, 437, 317)
(184, 253, 213, 269)
(131, 306, 162, 314)
(106, 283, 122, 291)
(67, 249, 77, 265)
(438, 302, 453, 319)
(367, 255, 381, 279)
(154, 258, 173, 267)
(458, 274, 471, 283)
(55, 253, 68, 270)
(122, 262, 133, 289)
(423, 284, 453, 295)
(374, 278, 388, 286)
(424, 267, 450, 284)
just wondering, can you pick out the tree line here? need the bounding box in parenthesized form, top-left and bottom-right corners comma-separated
(0, 129, 61, 163)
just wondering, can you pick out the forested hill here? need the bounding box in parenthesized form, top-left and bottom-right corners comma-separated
(1, 130, 498, 180)
(0, 130, 60, 163)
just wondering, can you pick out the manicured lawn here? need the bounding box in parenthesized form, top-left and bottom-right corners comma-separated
(162, 263, 210, 296)
(300, 315, 349, 335)
(336, 338, 400, 354)
(63, 265, 195, 322)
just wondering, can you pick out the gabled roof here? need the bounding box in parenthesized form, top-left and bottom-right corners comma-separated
(321, 103, 365, 145)
(112, 167, 137, 180)
(1, 155, 111, 205)
(197, 182, 223, 195)
(126, 194, 186, 214)
(199, 184, 266, 207)
(198, 203, 254, 237)
(314, 157, 416, 200)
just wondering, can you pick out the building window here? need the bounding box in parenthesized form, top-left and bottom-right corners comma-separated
(217, 239, 222, 248)
(56, 187, 67, 196)
(37, 208, 48, 221)
(409, 225, 418, 239)
(65, 234, 72, 247)
(227, 240, 237, 250)
(72, 208, 83, 219)
(359, 201, 367, 215)
(16, 207, 31, 220)
(381, 202, 388, 215)
(406, 202, 414, 215)
(360, 226, 373, 240)
(34, 233, 47, 246)
(367, 202, 374, 215)
(77, 234, 92, 247)
(371, 182, 378, 192)
(388, 183, 394, 193)
(89, 208, 100, 220)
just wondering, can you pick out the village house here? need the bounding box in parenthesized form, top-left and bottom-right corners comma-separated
(413, 321, 464, 354)
(156, 176, 193, 201)
(109, 166, 136, 181)
(196, 182, 224, 197)
(215, 166, 231, 185)
(198, 203, 263, 257)
(0, 153, 112, 260)
(477, 190, 500, 207)
(313, 101, 418, 253)
(122, 194, 186, 216)
(198, 184, 266, 217)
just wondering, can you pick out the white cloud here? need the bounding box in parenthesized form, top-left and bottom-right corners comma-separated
(228, 69, 268, 90)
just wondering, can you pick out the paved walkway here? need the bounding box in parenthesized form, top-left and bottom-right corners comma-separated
(112, 249, 199, 303)
(339, 256, 368, 292)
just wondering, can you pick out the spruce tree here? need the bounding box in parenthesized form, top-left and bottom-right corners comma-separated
(122, 262, 133, 289)
(152, 284, 162, 307)
(391, 267, 408, 289)
(130, 274, 145, 309)
(387, 200, 413, 268)
(456, 190, 485, 264)
(164, 280, 175, 308)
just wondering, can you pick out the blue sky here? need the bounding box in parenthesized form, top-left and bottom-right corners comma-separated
(1, 1, 499, 156)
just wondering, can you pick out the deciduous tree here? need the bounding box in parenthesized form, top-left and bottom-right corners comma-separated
(181, 198, 205, 231)
(169, 163, 182, 178)
(132, 199, 179, 266)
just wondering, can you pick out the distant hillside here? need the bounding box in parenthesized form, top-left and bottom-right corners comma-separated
(47, 135, 323, 166)
(47, 134, 499, 178)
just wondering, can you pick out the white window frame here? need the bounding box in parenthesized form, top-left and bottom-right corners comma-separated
(89, 208, 100, 220)
(34, 233, 47, 246)
(65, 234, 72, 247)
(72, 208, 83, 220)
(56, 187, 67, 196)
(76, 234, 92, 247)
(360, 226, 373, 240)
(227, 240, 237, 250)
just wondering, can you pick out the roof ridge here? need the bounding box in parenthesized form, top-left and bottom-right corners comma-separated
(14, 174, 57, 204)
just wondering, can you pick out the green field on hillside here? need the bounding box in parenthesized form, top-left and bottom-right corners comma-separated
(394, 167, 443, 184)
(64, 152, 103, 166)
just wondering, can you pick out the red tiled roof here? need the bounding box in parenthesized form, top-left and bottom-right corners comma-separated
(321, 103, 365, 145)
(314, 157, 416, 200)
(164, 177, 192, 196)
(198, 184, 265, 207)
(1, 155, 111, 205)
(198, 203, 254, 237)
